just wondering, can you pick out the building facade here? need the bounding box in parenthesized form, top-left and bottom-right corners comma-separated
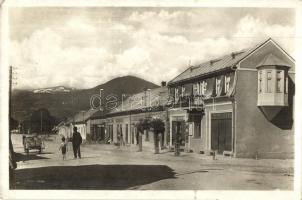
(57, 38, 294, 159)
(87, 85, 170, 147)
(167, 38, 295, 159)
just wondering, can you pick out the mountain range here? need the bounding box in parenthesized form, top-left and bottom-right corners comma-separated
(32, 86, 74, 94)
(11, 76, 159, 122)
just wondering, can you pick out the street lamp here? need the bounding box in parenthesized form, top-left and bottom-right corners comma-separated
(40, 110, 43, 134)
(147, 89, 151, 108)
(144, 88, 150, 141)
(122, 94, 126, 111)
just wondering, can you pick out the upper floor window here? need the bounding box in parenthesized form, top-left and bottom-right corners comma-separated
(258, 71, 262, 93)
(175, 88, 179, 102)
(276, 70, 283, 93)
(181, 86, 186, 97)
(267, 71, 272, 93)
(216, 78, 221, 95)
(256, 53, 290, 107)
(201, 81, 207, 96)
(225, 75, 231, 93)
(193, 83, 199, 96)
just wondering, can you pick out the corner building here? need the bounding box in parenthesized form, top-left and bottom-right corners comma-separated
(167, 38, 295, 159)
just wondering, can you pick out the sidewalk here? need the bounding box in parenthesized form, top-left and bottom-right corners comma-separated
(81, 142, 294, 175)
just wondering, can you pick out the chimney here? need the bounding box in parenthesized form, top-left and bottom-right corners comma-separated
(231, 52, 235, 59)
(161, 81, 166, 87)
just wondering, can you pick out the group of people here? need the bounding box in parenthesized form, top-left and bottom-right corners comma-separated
(59, 127, 82, 160)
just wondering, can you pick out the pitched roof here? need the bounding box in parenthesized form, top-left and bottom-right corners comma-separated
(168, 38, 271, 85)
(73, 109, 99, 123)
(108, 86, 169, 114)
(256, 53, 291, 68)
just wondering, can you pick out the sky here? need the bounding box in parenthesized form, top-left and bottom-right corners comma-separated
(9, 7, 295, 89)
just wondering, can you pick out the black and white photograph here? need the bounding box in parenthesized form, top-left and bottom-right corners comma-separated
(1, 1, 301, 200)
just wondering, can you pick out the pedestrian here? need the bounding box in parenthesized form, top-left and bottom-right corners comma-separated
(72, 127, 82, 159)
(117, 131, 121, 148)
(59, 137, 68, 160)
(120, 132, 125, 147)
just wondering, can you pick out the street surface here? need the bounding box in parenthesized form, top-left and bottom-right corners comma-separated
(11, 134, 294, 190)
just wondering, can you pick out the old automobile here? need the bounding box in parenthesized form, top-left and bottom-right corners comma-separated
(22, 134, 45, 154)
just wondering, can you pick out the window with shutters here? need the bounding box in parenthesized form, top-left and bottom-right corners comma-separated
(193, 83, 199, 96)
(201, 81, 207, 96)
(175, 88, 179, 102)
(225, 75, 231, 93)
(216, 78, 221, 95)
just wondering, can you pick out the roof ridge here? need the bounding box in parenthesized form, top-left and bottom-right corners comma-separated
(168, 37, 272, 85)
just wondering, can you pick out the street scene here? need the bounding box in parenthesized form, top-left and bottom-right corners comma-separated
(7, 6, 296, 195)
(11, 134, 293, 190)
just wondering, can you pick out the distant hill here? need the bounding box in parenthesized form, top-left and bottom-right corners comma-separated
(11, 76, 159, 122)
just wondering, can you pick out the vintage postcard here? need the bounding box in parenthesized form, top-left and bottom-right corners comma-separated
(1, 0, 301, 200)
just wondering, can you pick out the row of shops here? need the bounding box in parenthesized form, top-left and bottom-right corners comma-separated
(55, 38, 295, 159)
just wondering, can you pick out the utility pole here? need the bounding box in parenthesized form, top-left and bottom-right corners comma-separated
(9, 66, 18, 131)
(40, 111, 43, 134)
(100, 89, 103, 111)
(9, 66, 12, 118)
(9, 66, 12, 134)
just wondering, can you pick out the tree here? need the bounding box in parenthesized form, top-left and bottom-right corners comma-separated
(149, 118, 165, 154)
(135, 118, 150, 151)
(23, 108, 56, 134)
(10, 117, 19, 131)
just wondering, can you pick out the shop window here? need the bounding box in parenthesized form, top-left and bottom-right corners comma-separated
(266, 71, 272, 93)
(194, 122, 201, 138)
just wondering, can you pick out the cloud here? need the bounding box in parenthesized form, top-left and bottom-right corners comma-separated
(10, 28, 110, 89)
(234, 15, 295, 53)
(10, 9, 295, 90)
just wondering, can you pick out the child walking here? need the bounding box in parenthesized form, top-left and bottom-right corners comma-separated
(59, 137, 68, 160)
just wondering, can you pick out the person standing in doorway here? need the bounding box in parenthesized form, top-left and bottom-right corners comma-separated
(72, 127, 82, 159)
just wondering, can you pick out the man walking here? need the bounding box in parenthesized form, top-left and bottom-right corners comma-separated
(72, 127, 82, 159)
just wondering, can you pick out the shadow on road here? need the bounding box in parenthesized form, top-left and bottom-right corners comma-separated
(13, 164, 176, 190)
(15, 153, 50, 162)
